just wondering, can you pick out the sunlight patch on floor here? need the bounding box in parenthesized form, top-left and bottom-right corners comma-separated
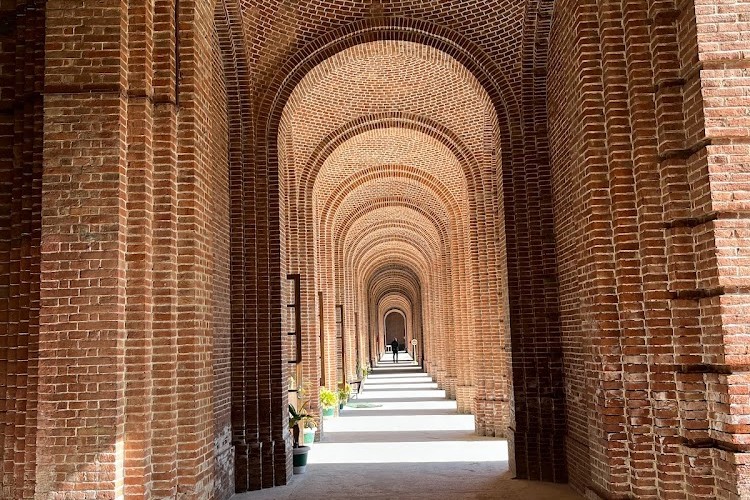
(344, 400, 457, 411)
(233, 354, 581, 500)
(322, 414, 475, 432)
(362, 382, 439, 390)
(353, 389, 447, 399)
(308, 440, 509, 464)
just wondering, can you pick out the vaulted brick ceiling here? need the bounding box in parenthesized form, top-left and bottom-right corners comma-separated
(236, 1, 526, 99)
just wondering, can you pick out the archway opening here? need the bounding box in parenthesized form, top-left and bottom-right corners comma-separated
(278, 38, 508, 435)
(229, 12, 567, 493)
(269, 35, 518, 494)
(384, 309, 406, 351)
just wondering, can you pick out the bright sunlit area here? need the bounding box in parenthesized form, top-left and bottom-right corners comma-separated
(310, 359, 507, 464)
(309, 441, 509, 464)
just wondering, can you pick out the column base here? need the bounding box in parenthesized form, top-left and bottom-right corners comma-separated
(214, 445, 235, 500)
(233, 438, 290, 492)
(474, 397, 510, 437)
(436, 369, 447, 390)
(456, 384, 475, 414)
(444, 376, 457, 400)
(508, 429, 567, 483)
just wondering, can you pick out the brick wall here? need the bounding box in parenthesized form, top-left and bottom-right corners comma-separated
(18, 1, 231, 498)
(0, 0, 567, 496)
(3, 0, 750, 498)
(549, 0, 750, 497)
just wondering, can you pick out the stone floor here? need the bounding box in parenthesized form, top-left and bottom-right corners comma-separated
(236, 353, 582, 500)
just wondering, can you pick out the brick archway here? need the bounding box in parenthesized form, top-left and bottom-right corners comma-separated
(384, 309, 407, 346)
(282, 35, 505, 432)
(221, 7, 567, 494)
(217, 0, 750, 495)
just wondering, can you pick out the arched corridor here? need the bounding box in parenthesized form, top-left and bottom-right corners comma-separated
(282, 38, 507, 430)
(3, 1, 750, 499)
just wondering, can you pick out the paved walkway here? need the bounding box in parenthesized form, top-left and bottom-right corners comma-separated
(236, 353, 581, 500)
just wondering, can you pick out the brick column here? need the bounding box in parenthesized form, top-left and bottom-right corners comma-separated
(691, 1, 750, 497)
(506, 0, 567, 483)
(38, 2, 130, 497)
(36, 1, 228, 498)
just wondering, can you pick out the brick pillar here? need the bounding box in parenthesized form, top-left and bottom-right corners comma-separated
(124, 1, 156, 497)
(173, 0, 220, 496)
(691, 2, 750, 497)
(561, 0, 630, 494)
(506, 0, 567, 483)
(228, 18, 291, 491)
(225, 15, 257, 489)
(651, 1, 714, 497)
(38, 3, 130, 498)
(36, 1, 227, 498)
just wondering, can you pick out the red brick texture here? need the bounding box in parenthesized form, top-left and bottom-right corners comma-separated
(1, 0, 750, 499)
(549, 0, 750, 497)
(0, 2, 43, 499)
(238, 2, 565, 486)
(19, 1, 231, 498)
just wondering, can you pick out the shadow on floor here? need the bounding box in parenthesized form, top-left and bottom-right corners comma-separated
(235, 463, 581, 500)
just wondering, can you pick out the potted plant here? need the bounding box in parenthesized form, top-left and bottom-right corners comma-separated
(337, 384, 352, 410)
(319, 387, 337, 418)
(302, 415, 317, 445)
(289, 402, 311, 474)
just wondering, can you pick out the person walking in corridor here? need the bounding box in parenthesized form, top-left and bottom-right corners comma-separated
(391, 338, 399, 363)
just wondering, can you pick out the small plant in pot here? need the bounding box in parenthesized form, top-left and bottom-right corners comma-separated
(319, 387, 337, 418)
(301, 415, 318, 445)
(337, 384, 352, 411)
(289, 402, 311, 474)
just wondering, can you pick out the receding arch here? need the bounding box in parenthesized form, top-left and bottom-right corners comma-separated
(279, 38, 505, 430)
(384, 309, 407, 346)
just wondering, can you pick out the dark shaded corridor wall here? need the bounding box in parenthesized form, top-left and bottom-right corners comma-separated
(385, 312, 405, 345)
(0, 2, 44, 498)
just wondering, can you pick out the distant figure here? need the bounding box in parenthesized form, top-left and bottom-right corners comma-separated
(390, 338, 399, 363)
